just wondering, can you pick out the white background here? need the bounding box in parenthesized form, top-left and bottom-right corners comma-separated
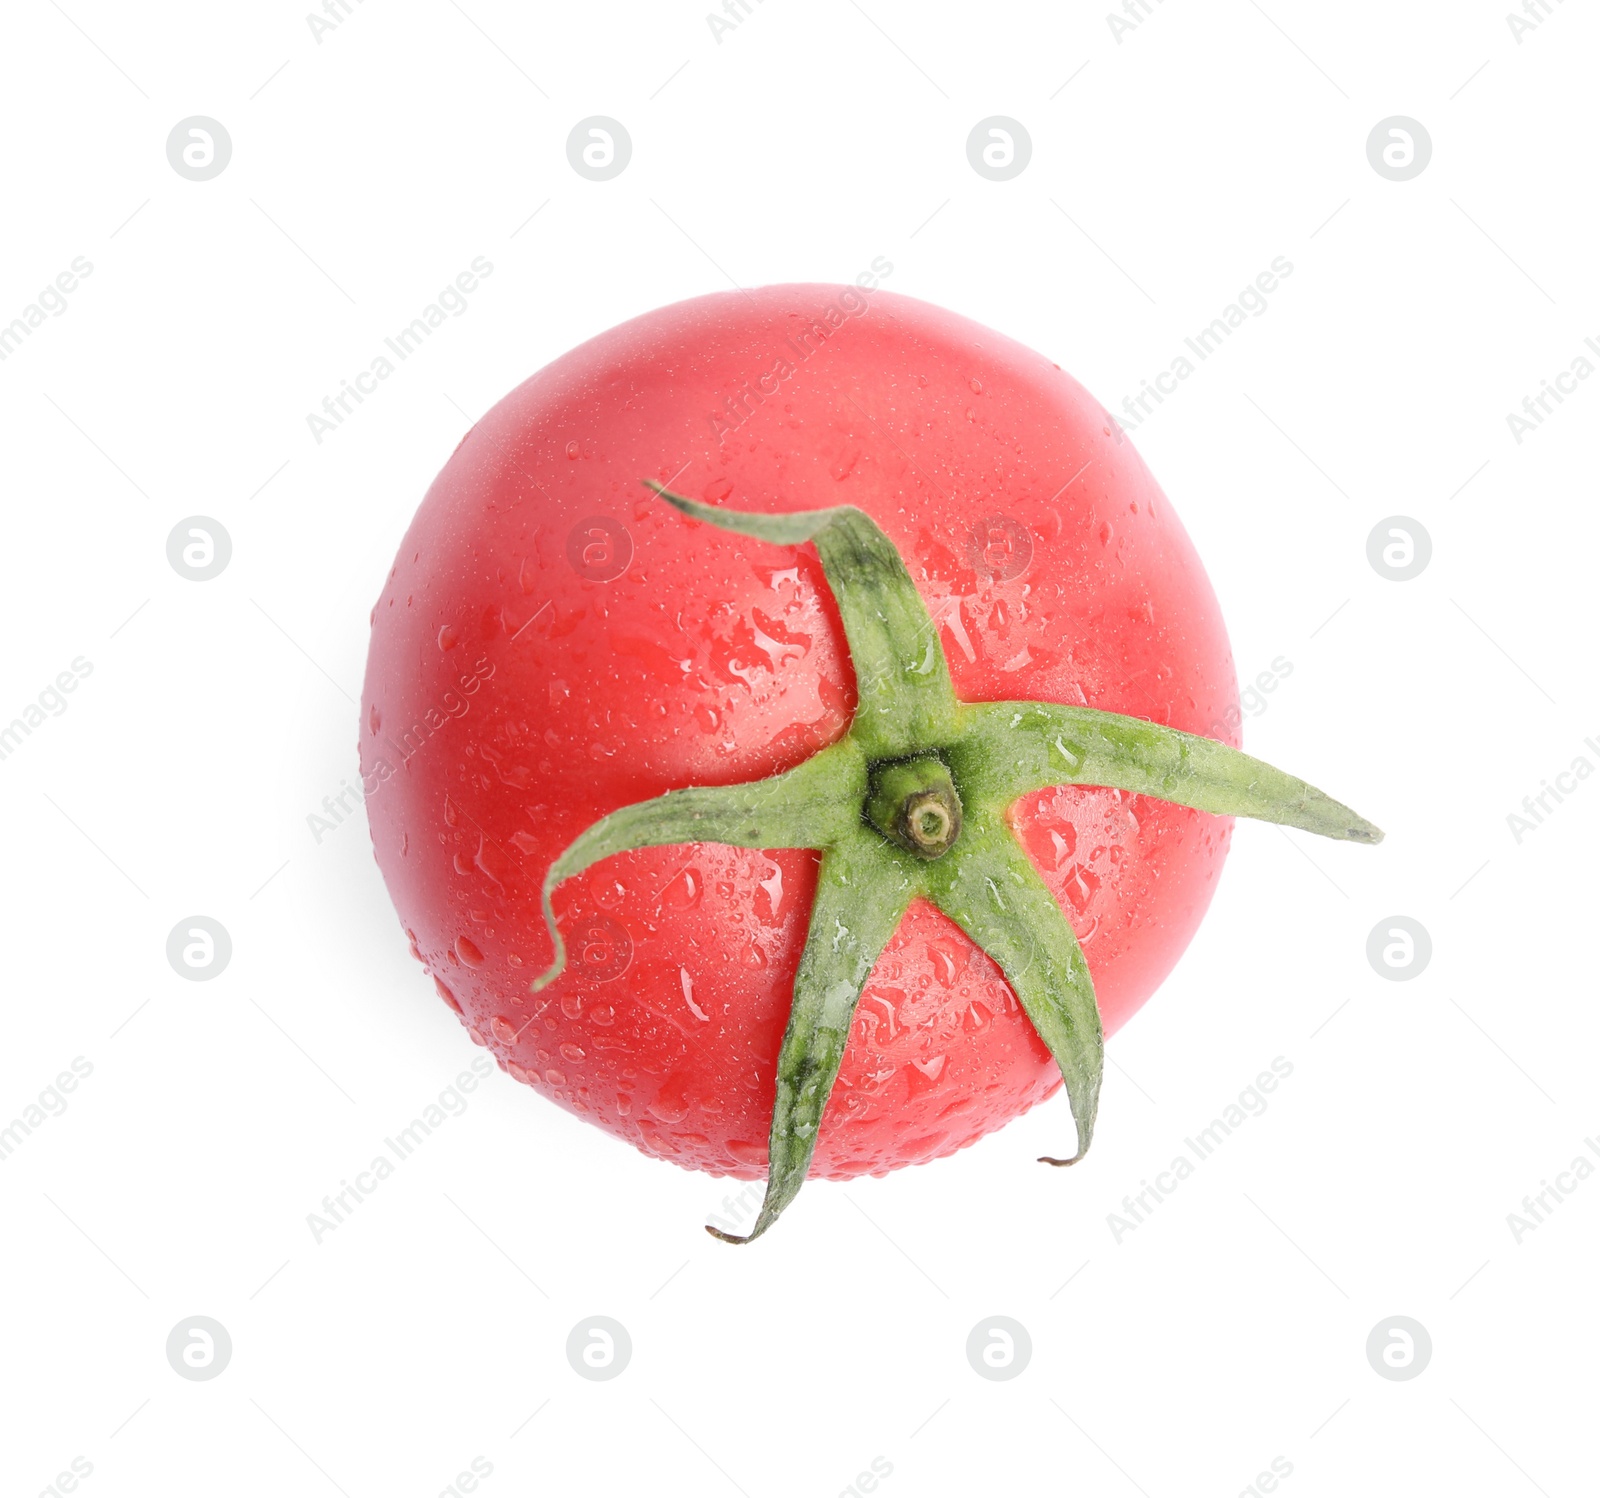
(2, 1, 1596, 1495)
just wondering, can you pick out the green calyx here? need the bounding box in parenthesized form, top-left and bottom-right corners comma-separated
(531, 480, 1383, 1243)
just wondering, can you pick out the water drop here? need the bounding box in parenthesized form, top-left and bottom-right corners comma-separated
(758, 864, 784, 921)
(1063, 864, 1101, 915)
(662, 866, 702, 909)
(680, 967, 710, 1022)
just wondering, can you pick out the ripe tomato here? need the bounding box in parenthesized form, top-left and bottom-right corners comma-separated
(359, 285, 1307, 1191)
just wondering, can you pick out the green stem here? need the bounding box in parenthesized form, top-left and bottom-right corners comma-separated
(864, 755, 963, 859)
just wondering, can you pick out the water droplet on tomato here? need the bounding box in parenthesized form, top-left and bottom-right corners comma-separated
(434, 977, 462, 1013)
(590, 873, 626, 908)
(927, 938, 966, 987)
(438, 624, 459, 651)
(491, 1014, 517, 1044)
(969, 377, 983, 394)
(560, 1043, 585, 1062)
(368, 704, 382, 734)
(565, 440, 580, 460)
(1063, 864, 1101, 915)
(679, 966, 710, 1022)
(466, 1026, 489, 1046)
(703, 476, 733, 501)
(758, 863, 784, 922)
(456, 935, 484, 966)
(662, 866, 702, 909)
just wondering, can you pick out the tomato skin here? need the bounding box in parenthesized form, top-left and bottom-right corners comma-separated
(360, 286, 1240, 1180)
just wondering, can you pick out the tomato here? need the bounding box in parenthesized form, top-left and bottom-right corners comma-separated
(360, 285, 1376, 1233)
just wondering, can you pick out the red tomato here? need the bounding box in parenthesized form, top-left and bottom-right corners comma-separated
(360, 285, 1241, 1181)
